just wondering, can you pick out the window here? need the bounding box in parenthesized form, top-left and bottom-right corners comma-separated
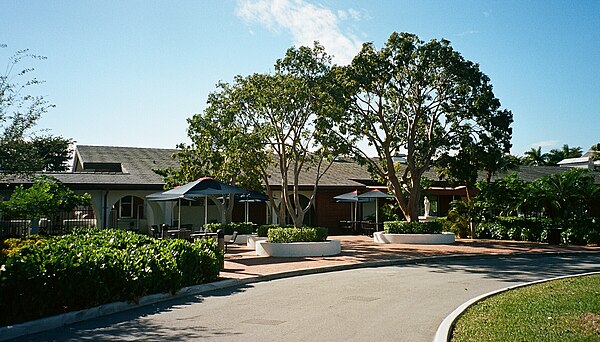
(119, 196, 133, 218)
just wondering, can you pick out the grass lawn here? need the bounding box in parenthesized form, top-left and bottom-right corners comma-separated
(451, 274, 600, 341)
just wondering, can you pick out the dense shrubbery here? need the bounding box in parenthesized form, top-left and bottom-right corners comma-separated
(0, 229, 222, 326)
(475, 217, 600, 245)
(204, 222, 254, 235)
(267, 227, 328, 243)
(383, 221, 443, 234)
(257, 224, 289, 237)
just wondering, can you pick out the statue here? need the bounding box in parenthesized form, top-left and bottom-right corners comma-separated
(424, 196, 430, 218)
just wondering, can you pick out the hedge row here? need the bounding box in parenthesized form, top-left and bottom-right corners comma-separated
(0, 229, 223, 326)
(476, 217, 600, 245)
(267, 227, 328, 243)
(204, 222, 254, 235)
(383, 221, 443, 234)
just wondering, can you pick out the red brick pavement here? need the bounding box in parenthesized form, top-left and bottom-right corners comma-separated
(220, 236, 600, 280)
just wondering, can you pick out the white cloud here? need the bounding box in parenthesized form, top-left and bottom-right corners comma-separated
(531, 140, 560, 149)
(455, 30, 479, 37)
(235, 0, 365, 65)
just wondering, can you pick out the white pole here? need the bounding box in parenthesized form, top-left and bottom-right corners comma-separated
(245, 201, 249, 222)
(178, 198, 181, 229)
(375, 198, 379, 231)
(204, 195, 208, 225)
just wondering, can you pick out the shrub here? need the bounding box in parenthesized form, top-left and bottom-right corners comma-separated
(267, 227, 328, 243)
(257, 224, 292, 237)
(0, 235, 48, 264)
(204, 222, 254, 235)
(561, 218, 600, 245)
(383, 221, 443, 234)
(0, 229, 222, 326)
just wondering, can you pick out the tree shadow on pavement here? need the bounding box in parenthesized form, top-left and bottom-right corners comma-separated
(406, 254, 600, 284)
(13, 284, 255, 342)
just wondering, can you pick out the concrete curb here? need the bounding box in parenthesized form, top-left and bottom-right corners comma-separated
(1, 250, 598, 341)
(433, 270, 600, 342)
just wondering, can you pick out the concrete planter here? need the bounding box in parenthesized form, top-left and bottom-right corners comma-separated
(246, 235, 268, 249)
(255, 240, 341, 257)
(373, 231, 455, 244)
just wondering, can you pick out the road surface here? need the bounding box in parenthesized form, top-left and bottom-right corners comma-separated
(17, 254, 600, 341)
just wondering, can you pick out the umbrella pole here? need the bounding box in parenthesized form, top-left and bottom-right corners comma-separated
(245, 201, 249, 222)
(375, 198, 379, 232)
(204, 195, 208, 226)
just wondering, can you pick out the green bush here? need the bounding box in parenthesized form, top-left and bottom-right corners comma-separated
(0, 229, 222, 326)
(0, 235, 48, 264)
(561, 218, 600, 245)
(257, 224, 294, 237)
(474, 216, 600, 245)
(204, 222, 254, 235)
(383, 221, 443, 234)
(267, 227, 328, 243)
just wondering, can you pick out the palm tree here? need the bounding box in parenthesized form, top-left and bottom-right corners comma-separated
(545, 144, 583, 166)
(589, 143, 600, 162)
(523, 146, 546, 166)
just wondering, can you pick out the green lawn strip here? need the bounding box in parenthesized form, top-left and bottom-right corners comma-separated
(451, 274, 600, 341)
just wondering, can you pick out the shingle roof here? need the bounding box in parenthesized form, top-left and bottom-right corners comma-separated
(3, 146, 599, 189)
(64, 145, 180, 187)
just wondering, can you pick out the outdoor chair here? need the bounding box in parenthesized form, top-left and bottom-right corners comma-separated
(225, 231, 238, 253)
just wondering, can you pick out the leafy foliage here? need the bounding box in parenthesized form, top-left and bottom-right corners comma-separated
(257, 224, 291, 237)
(545, 144, 583, 166)
(203, 222, 254, 235)
(329, 32, 513, 221)
(0, 229, 222, 326)
(0, 45, 73, 175)
(383, 221, 443, 234)
(267, 226, 328, 243)
(0, 176, 91, 220)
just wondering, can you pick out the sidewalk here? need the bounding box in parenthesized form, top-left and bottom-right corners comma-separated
(221, 236, 600, 279)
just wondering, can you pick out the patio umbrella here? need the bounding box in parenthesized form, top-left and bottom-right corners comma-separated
(357, 189, 393, 231)
(237, 191, 269, 222)
(147, 177, 248, 227)
(145, 192, 197, 229)
(334, 190, 371, 222)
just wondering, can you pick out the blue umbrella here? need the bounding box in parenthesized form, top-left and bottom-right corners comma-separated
(358, 189, 393, 231)
(147, 177, 248, 227)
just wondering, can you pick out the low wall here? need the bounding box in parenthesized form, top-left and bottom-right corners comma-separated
(246, 235, 267, 249)
(255, 240, 341, 257)
(373, 232, 455, 244)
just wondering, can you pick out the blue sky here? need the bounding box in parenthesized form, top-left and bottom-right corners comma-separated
(1, 0, 598, 156)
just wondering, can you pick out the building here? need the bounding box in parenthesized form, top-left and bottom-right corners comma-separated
(2, 145, 599, 235)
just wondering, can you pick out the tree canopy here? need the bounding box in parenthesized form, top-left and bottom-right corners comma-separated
(0, 176, 91, 220)
(329, 32, 513, 221)
(157, 43, 345, 227)
(0, 45, 73, 174)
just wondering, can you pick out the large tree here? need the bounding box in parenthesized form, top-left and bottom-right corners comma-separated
(233, 43, 345, 227)
(154, 81, 267, 223)
(0, 45, 73, 174)
(159, 43, 344, 227)
(330, 32, 513, 221)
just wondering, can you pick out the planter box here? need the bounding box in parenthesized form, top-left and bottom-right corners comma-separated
(255, 240, 341, 257)
(373, 231, 455, 244)
(246, 235, 268, 249)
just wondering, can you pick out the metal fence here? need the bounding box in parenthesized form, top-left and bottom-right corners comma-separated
(0, 206, 97, 238)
